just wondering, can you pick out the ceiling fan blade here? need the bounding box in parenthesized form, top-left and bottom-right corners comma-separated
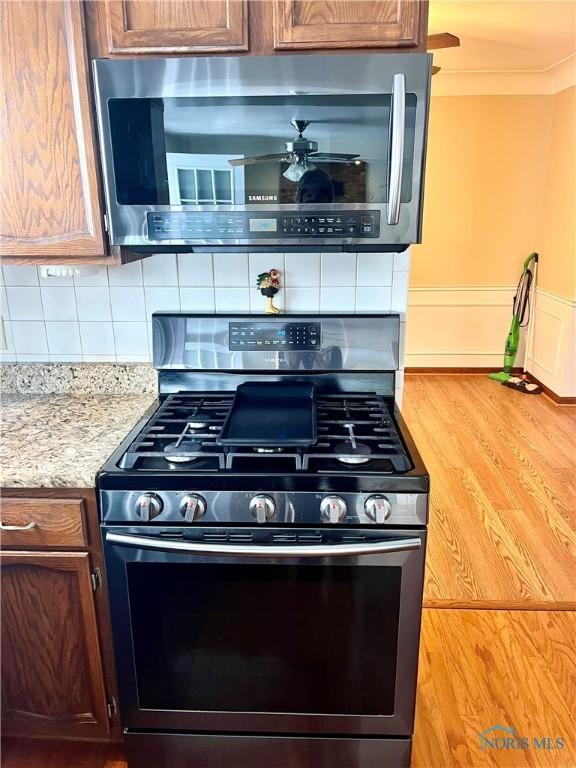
(432, 65, 441, 76)
(228, 153, 293, 166)
(308, 152, 360, 162)
(427, 32, 460, 50)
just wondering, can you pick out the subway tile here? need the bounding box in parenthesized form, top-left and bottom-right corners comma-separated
(0, 287, 9, 318)
(213, 253, 248, 287)
(284, 287, 320, 313)
(11, 321, 48, 354)
(79, 322, 115, 355)
(17, 353, 50, 362)
(399, 321, 406, 361)
(2, 265, 38, 286)
(214, 287, 250, 312)
(144, 287, 180, 317)
(391, 271, 410, 317)
(107, 260, 142, 286)
(320, 287, 355, 312)
(82, 354, 117, 362)
(74, 265, 109, 287)
(45, 322, 82, 355)
(113, 322, 149, 356)
(41, 287, 77, 321)
(75, 287, 112, 321)
(177, 254, 213, 286)
(142, 254, 178, 286)
(0, 268, 3, 286)
(49, 354, 83, 362)
(355, 286, 392, 312)
(110, 287, 146, 321)
(179, 287, 215, 312)
(6, 287, 43, 321)
(117, 354, 151, 363)
(248, 253, 284, 287)
(356, 253, 393, 287)
(321, 253, 357, 286)
(284, 253, 320, 287)
(393, 250, 411, 272)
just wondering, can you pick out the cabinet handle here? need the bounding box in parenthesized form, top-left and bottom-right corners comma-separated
(0, 520, 37, 531)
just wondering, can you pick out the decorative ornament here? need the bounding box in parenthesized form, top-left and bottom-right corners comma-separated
(256, 268, 281, 314)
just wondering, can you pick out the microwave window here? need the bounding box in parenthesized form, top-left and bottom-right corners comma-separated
(107, 95, 416, 207)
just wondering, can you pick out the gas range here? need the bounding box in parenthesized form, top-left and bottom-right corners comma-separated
(98, 313, 428, 768)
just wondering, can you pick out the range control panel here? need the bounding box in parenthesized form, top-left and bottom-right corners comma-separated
(229, 322, 321, 351)
(147, 211, 380, 240)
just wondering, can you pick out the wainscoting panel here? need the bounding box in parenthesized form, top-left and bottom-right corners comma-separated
(527, 289, 576, 398)
(405, 286, 524, 369)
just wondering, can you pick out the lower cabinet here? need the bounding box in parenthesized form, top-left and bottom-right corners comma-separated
(0, 491, 118, 741)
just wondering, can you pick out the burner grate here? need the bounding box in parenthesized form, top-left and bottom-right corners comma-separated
(118, 392, 412, 473)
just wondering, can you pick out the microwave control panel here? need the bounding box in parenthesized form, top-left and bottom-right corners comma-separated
(146, 211, 380, 240)
(229, 322, 321, 351)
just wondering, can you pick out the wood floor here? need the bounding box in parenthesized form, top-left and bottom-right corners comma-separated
(3, 376, 575, 768)
(403, 375, 576, 608)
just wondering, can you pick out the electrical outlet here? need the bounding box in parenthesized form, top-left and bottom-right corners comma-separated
(0, 316, 7, 351)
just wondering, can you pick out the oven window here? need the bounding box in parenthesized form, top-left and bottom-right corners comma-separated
(127, 563, 401, 716)
(107, 95, 416, 207)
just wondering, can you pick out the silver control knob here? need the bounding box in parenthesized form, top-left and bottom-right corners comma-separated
(249, 495, 276, 523)
(135, 493, 163, 521)
(364, 495, 392, 524)
(180, 494, 207, 522)
(320, 495, 347, 524)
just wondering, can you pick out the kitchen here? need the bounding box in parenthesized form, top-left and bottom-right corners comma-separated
(0, 2, 574, 767)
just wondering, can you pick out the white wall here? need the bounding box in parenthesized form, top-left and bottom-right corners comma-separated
(0, 253, 409, 400)
(528, 289, 576, 398)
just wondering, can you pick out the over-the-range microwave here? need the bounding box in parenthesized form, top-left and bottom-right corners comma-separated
(93, 53, 432, 253)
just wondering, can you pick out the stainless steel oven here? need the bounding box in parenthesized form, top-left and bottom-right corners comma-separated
(93, 53, 432, 252)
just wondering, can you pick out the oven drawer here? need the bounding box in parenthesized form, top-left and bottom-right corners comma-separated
(125, 731, 412, 768)
(0, 498, 87, 548)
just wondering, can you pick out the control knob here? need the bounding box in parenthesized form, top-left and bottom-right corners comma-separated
(364, 495, 392, 524)
(180, 494, 207, 522)
(320, 495, 347, 524)
(135, 493, 163, 521)
(249, 495, 276, 523)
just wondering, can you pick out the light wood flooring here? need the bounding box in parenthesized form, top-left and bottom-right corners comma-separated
(3, 376, 575, 767)
(403, 375, 576, 608)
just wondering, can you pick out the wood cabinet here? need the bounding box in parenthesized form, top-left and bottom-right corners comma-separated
(103, 0, 248, 54)
(86, 0, 428, 58)
(0, 0, 107, 262)
(0, 489, 119, 742)
(273, 0, 422, 50)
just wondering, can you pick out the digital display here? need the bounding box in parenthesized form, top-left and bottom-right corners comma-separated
(229, 322, 321, 351)
(249, 218, 278, 233)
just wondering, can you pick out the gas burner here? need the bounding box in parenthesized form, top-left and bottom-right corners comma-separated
(188, 421, 208, 430)
(335, 423, 372, 465)
(163, 440, 203, 463)
(334, 443, 372, 464)
(253, 447, 284, 454)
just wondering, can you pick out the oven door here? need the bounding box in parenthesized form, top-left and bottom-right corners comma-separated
(103, 526, 425, 737)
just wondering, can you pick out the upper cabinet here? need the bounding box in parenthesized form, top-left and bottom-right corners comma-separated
(86, 0, 427, 57)
(0, 0, 107, 261)
(103, 0, 248, 54)
(273, 0, 422, 50)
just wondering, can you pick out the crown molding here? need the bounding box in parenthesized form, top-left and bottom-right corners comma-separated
(432, 54, 576, 96)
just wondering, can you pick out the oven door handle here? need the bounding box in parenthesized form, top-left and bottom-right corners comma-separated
(105, 532, 421, 558)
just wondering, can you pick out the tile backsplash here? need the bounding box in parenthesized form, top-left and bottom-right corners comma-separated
(0, 252, 409, 364)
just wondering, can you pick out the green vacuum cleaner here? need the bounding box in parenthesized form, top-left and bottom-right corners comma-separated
(489, 252, 542, 394)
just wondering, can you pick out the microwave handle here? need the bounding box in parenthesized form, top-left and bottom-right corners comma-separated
(387, 73, 406, 225)
(106, 531, 421, 558)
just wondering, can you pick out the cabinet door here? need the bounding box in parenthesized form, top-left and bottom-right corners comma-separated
(273, 0, 422, 50)
(0, 0, 106, 259)
(103, 0, 248, 54)
(0, 552, 110, 739)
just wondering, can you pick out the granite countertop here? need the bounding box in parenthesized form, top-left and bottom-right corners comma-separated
(0, 393, 156, 488)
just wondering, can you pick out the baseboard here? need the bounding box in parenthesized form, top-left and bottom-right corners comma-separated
(525, 372, 576, 405)
(405, 367, 523, 374)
